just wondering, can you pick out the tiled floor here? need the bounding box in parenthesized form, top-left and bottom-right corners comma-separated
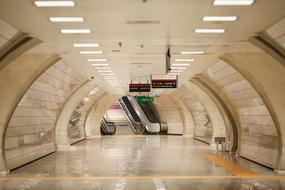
(1, 136, 284, 189)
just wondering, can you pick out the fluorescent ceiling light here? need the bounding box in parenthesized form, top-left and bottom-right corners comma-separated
(171, 67, 187, 70)
(203, 16, 238, 21)
(49, 17, 83, 22)
(107, 81, 120, 84)
(73, 43, 99, 47)
(61, 29, 91, 34)
(172, 63, 190, 66)
(167, 73, 180, 76)
(95, 67, 111, 70)
(175, 59, 194, 62)
(181, 51, 204, 55)
(195, 29, 225, 33)
(91, 63, 109, 66)
(170, 70, 184, 73)
(34, 1, 75, 7)
(80, 51, 103, 54)
(97, 70, 112, 73)
(106, 80, 119, 83)
(100, 73, 114, 76)
(164, 76, 177, 79)
(88, 58, 107, 62)
(213, 0, 254, 6)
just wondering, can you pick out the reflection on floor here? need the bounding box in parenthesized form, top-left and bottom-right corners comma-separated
(0, 136, 284, 190)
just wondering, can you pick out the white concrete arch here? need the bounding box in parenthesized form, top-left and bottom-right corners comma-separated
(183, 81, 227, 145)
(221, 52, 285, 171)
(0, 52, 60, 173)
(55, 80, 99, 150)
(170, 95, 195, 137)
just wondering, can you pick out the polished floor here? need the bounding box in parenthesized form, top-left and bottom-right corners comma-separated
(1, 136, 284, 189)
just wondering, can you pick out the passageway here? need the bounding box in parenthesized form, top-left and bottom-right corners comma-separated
(0, 0, 285, 189)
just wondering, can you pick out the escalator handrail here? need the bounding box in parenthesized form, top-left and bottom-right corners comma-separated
(119, 98, 145, 134)
(101, 119, 116, 135)
(138, 102, 160, 123)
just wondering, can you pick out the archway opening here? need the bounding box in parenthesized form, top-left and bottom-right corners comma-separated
(99, 95, 167, 136)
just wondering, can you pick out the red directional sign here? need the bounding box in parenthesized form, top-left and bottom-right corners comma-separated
(129, 83, 151, 92)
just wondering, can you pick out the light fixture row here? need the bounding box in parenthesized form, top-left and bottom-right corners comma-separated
(34, 0, 255, 86)
(34, 1, 117, 88)
(34, 0, 254, 7)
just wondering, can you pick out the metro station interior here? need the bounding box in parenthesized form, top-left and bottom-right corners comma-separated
(0, 0, 285, 189)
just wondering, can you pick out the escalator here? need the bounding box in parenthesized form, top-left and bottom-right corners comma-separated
(138, 102, 160, 123)
(119, 96, 146, 134)
(119, 96, 161, 134)
(121, 96, 141, 122)
(100, 118, 116, 135)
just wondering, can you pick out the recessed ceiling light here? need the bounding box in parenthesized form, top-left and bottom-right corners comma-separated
(73, 43, 99, 47)
(203, 16, 238, 22)
(171, 67, 187, 70)
(172, 63, 190, 66)
(164, 75, 177, 78)
(88, 59, 107, 62)
(97, 70, 112, 73)
(95, 67, 111, 70)
(34, 1, 75, 7)
(175, 59, 194, 62)
(100, 72, 114, 75)
(80, 51, 103, 54)
(170, 70, 184, 73)
(104, 78, 116, 80)
(61, 29, 91, 34)
(195, 29, 225, 33)
(92, 63, 109, 66)
(49, 17, 84, 22)
(181, 51, 204, 55)
(213, 0, 254, 6)
(107, 81, 120, 84)
(167, 73, 180, 76)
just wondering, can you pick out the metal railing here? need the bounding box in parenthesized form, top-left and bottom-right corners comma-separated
(119, 98, 146, 135)
(100, 119, 116, 135)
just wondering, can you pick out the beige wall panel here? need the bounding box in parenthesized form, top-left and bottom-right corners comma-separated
(0, 18, 17, 40)
(4, 59, 84, 170)
(205, 59, 279, 169)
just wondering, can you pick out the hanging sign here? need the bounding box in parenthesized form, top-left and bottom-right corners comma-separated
(129, 83, 151, 92)
(151, 79, 177, 88)
(136, 96, 154, 103)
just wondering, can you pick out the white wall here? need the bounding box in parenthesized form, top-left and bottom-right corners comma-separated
(153, 95, 184, 135)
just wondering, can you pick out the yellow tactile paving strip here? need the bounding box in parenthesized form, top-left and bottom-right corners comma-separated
(204, 153, 257, 177)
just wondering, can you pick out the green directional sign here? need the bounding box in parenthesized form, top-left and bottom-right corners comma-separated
(136, 96, 154, 103)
